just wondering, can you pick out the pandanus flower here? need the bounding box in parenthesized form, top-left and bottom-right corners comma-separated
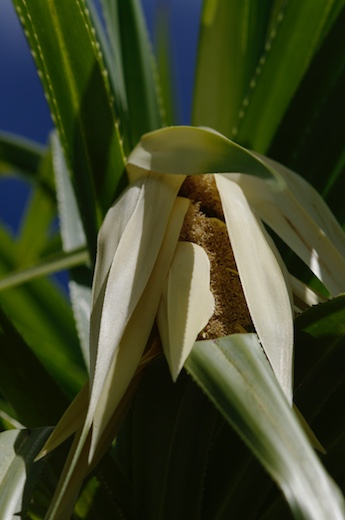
(38, 126, 345, 518)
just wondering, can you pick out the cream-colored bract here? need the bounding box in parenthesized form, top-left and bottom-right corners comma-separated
(214, 175, 293, 398)
(157, 241, 215, 380)
(39, 126, 345, 519)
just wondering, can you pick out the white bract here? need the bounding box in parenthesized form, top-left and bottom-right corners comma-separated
(38, 126, 345, 519)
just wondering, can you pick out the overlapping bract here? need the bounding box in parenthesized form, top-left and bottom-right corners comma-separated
(39, 126, 345, 519)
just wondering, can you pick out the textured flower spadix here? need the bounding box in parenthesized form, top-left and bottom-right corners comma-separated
(125, 126, 345, 395)
(38, 126, 345, 519)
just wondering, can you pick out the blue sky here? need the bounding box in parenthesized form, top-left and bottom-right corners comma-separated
(0, 0, 53, 143)
(0, 0, 202, 144)
(0, 0, 202, 237)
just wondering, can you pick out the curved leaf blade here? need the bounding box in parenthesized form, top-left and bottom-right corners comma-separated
(126, 126, 278, 181)
(101, 0, 164, 148)
(0, 132, 44, 178)
(13, 0, 126, 256)
(185, 334, 345, 520)
(15, 147, 57, 268)
(193, 0, 273, 138)
(51, 132, 91, 369)
(193, 0, 345, 153)
(234, 0, 345, 152)
(0, 227, 86, 398)
(0, 248, 88, 292)
(0, 428, 52, 519)
(268, 7, 345, 203)
(215, 176, 293, 399)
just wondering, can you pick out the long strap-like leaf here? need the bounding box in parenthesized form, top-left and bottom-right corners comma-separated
(13, 0, 126, 258)
(193, 0, 344, 152)
(186, 334, 345, 520)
